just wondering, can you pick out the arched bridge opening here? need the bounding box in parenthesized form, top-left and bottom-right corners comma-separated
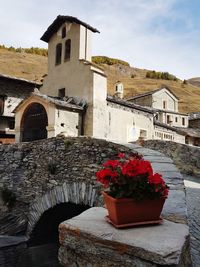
(28, 202, 90, 246)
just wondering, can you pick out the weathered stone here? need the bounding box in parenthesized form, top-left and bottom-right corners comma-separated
(59, 207, 190, 267)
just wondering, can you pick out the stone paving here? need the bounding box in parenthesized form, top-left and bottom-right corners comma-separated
(184, 175, 200, 267)
(127, 143, 199, 267)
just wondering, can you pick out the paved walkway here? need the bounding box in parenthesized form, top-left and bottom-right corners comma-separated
(184, 175, 200, 267)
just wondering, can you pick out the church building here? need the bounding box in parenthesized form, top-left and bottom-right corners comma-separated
(14, 15, 189, 145)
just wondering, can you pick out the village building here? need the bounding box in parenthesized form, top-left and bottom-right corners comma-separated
(0, 74, 40, 144)
(1, 15, 198, 146)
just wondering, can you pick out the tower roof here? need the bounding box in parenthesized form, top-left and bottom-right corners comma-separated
(41, 15, 100, 42)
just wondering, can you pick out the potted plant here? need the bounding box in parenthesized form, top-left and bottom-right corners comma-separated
(96, 153, 169, 227)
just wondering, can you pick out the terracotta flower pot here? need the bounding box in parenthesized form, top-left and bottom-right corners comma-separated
(102, 191, 165, 226)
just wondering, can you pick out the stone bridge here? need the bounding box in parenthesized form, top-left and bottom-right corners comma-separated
(0, 137, 191, 266)
(0, 137, 133, 237)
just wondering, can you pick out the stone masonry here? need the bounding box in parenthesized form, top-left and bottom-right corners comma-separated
(58, 142, 191, 266)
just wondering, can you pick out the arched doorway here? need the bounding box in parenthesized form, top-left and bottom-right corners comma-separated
(21, 103, 48, 142)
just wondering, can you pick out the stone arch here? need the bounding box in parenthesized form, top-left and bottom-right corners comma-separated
(21, 102, 48, 142)
(27, 181, 101, 236)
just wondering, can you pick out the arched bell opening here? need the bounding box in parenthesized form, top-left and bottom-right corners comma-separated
(21, 102, 48, 142)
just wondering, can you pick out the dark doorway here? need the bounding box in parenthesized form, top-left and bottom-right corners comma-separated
(21, 103, 48, 142)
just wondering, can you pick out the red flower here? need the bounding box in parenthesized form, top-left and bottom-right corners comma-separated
(96, 168, 118, 187)
(103, 160, 120, 169)
(96, 152, 169, 200)
(118, 153, 125, 158)
(148, 173, 165, 185)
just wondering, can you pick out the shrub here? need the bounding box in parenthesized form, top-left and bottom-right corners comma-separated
(92, 56, 130, 66)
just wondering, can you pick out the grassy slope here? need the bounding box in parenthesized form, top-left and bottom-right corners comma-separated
(0, 49, 47, 82)
(0, 49, 199, 113)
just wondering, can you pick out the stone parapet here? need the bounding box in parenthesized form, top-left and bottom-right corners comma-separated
(59, 207, 190, 267)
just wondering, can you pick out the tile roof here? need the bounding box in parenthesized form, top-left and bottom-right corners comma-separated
(126, 87, 179, 101)
(107, 96, 156, 114)
(14, 91, 87, 113)
(0, 73, 41, 87)
(41, 15, 100, 42)
(189, 112, 200, 120)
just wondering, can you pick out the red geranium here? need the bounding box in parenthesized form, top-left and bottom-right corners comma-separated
(96, 153, 169, 201)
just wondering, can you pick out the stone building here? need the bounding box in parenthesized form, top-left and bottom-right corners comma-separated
(0, 74, 40, 144)
(12, 15, 194, 145)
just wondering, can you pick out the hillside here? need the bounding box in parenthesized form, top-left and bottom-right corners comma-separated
(0, 48, 199, 113)
(187, 77, 200, 88)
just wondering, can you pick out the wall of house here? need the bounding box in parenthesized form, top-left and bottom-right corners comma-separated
(54, 108, 80, 137)
(152, 89, 178, 111)
(158, 112, 188, 128)
(106, 102, 154, 142)
(154, 126, 185, 144)
(0, 78, 35, 113)
(131, 95, 152, 107)
(92, 72, 108, 139)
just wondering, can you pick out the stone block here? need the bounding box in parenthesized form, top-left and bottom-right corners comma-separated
(59, 207, 190, 267)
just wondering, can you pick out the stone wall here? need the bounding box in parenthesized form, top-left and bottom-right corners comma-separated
(142, 140, 200, 177)
(0, 136, 133, 235)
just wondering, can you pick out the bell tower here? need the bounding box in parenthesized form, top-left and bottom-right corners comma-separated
(40, 15, 100, 97)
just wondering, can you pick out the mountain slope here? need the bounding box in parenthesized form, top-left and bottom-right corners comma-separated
(0, 49, 199, 113)
(187, 77, 200, 88)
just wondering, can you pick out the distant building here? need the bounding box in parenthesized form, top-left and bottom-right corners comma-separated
(0, 74, 40, 144)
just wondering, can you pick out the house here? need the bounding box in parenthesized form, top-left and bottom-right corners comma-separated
(127, 88, 188, 128)
(0, 74, 40, 144)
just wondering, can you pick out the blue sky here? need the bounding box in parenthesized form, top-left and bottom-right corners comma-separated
(0, 0, 199, 79)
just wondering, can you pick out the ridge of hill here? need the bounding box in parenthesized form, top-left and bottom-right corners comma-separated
(187, 77, 200, 88)
(0, 48, 199, 113)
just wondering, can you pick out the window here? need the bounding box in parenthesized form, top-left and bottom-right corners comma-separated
(0, 96, 4, 115)
(55, 43, 62, 65)
(175, 117, 178, 123)
(8, 118, 15, 129)
(58, 88, 65, 98)
(62, 27, 66, 38)
(163, 100, 167, 109)
(64, 39, 71, 61)
(182, 117, 185, 126)
(167, 115, 170, 124)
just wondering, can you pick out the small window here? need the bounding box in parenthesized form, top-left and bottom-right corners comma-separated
(175, 117, 178, 123)
(8, 118, 15, 129)
(58, 88, 65, 98)
(0, 96, 4, 115)
(163, 100, 167, 109)
(62, 27, 66, 38)
(55, 43, 62, 65)
(182, 117, 185, 126)
(167, 115, 170, 124)
(65, 39, 71, 61)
